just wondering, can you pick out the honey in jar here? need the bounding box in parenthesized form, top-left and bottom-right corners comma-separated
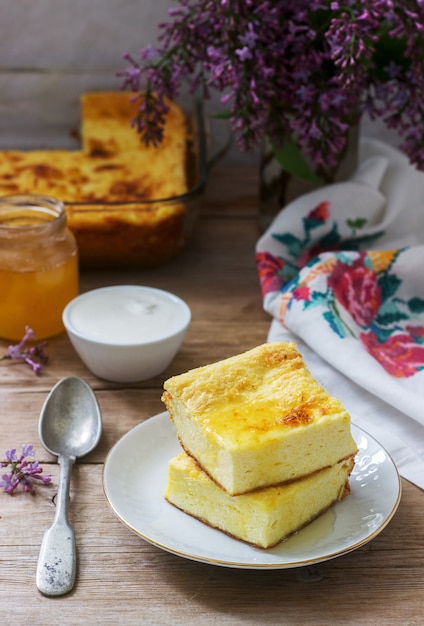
(0, 194, 79, 340)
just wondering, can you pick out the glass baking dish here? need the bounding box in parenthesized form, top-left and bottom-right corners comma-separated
(0, 94, 229, 270)
(69, 96, 224, 269)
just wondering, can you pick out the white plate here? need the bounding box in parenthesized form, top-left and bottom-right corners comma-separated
(103, 412, 401, 569)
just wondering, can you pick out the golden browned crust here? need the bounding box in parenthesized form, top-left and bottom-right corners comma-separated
(162, 342, 355, 444)
(0, 92, 190, 268)
(163, 344, 357, 545)
(162, 342, 358, 495)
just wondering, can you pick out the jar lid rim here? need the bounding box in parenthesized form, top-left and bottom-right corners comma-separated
(0, 194, 66, 230)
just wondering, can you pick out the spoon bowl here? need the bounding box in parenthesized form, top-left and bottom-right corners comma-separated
(36, 376, 102, 597)
(39, 376, 102, 458)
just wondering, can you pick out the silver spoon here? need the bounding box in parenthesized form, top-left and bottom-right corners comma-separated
(36, 376, 102, 596)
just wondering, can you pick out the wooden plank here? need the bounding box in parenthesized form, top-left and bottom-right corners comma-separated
(0, 464, 422, 624)
(1, 164, 423, 625)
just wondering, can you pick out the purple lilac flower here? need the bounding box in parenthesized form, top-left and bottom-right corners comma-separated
(0, 444, 51, 495)
(5, 448, 18, 462)
(1, 326, 48, 375)
(119, 1, 424, 169)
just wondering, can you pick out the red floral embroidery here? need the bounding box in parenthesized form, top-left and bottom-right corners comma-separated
(308, 201, 330, 224)
(360, 331, 424, 378)
(258, 200, 423, 379)
(293, 285, 311, 301)
(256, 251, 285, 296)
(328, 253, 381, 326)
(407, 325, 424, 339)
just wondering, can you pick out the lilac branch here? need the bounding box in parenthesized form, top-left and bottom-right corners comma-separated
(118, 0, 424, 169)
(1, 444, 52, 495)
(0, 326, 48, 375)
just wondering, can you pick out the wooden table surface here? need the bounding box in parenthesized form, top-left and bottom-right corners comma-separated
(1, 165, 423, 625)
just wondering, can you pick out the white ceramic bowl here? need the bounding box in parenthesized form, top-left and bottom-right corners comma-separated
(62, 285, 191, 383)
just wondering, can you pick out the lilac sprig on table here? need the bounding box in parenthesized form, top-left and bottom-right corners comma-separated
(0, 444, 51, 495)
(119, 0, 424, 173)
(0, 326, 48, 375)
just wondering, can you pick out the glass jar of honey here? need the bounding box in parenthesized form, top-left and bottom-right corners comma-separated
(0, 194, 79, 340)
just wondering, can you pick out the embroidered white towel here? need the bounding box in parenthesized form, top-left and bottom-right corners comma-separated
(256, 138, 424, 489)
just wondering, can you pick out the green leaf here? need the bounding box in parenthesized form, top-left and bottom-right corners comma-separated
(377, 310, 409, 326)
(310, 291, 332, 307)
(408, 297, 424, 314)
(272, 139, 323, 183)
(378, 272, 401, 301)
(347, 217, 368, 230)
(272, 232, 304, 257)
(323, 310, 346, 338)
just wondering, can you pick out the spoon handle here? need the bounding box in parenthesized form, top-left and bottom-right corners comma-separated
(36, 455, 76, 596)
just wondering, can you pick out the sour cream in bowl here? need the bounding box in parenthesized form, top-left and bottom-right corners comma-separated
(63, 285, 191, 382)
